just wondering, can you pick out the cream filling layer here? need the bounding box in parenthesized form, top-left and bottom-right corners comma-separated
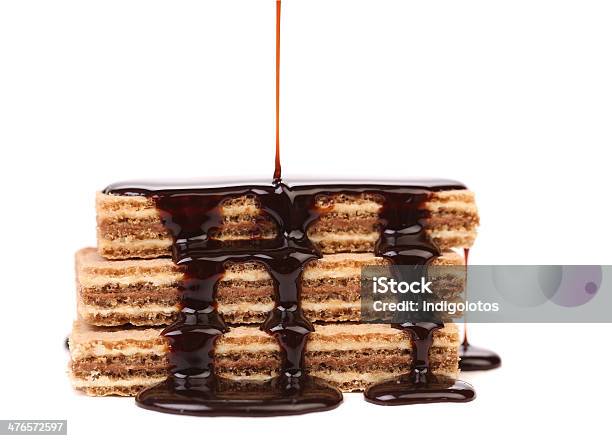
(71, 344, 167, 361)
(71, 375, 166, 388)
(78, 304, 179, 316)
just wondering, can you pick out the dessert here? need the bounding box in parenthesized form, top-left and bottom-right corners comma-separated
(67, 0, 482, 416)
(68, 179, 478, 415)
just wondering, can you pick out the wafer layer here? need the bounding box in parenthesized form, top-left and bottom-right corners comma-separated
(97, 190, 478, 259)
(69, 320, 459, 396)
(76, 248, 465, 326)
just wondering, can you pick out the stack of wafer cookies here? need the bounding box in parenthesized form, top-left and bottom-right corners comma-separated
(69, 187, 478, 396)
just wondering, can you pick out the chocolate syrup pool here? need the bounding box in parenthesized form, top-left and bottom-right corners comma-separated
(106, 0, 476, 415)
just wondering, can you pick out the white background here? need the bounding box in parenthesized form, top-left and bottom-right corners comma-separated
(0, 0, 610, 439)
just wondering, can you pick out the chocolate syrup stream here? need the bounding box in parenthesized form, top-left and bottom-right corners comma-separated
(136, 0, 343, 414)
(458, 248, 501, 371)
(274, 0, 282, 184)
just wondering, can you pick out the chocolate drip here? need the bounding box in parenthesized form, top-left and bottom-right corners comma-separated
(364, 323, 475, 405)
(459, 248, 501, 371)
(363, 246, 475, 405)
(133, 181, 339, 416)
(459, 341, 502, 371)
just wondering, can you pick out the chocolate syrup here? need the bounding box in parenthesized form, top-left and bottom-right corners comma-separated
(274, 0, 282, 184)
(105, 0, 475, 415)
(459, 248, 501, 371)
(362, 249, 477, 405)
(459, 339, 502, 371)
(106, 178, 472, 413)
(364, 324, 475, 405)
